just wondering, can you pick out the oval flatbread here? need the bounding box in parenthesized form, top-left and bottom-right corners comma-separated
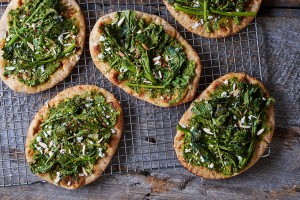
(175, 73, 275, 179)
(0, 0, 85, 93)
(25, 85, 123, 189)
(90, 10, 201, 107)
(163, 0, 261, 38)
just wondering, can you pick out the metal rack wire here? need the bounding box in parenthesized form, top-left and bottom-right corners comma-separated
(0, 0, 263, 186)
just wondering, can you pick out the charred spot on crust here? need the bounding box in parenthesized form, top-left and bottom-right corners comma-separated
(94, 45, 100, 53)
(63, 8, 76, 19)
(111, 72, 120, 84)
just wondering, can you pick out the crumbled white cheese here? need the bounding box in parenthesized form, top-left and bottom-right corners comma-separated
(153, 55, 161, 62)
(120, 67, 128, 73)
(58, 34, 64, 44)
(158, 71, 162, 79)
(154, 60, 162, 66)
(203, 128, 214, 135)
(39, 142, 48, 149)
(237, 156, 243, 161)
(193, 0, 200, 7)
(27, 42, 35, 51)
(109, 128, 117, 134)
(248, 115, 257, 120)
(60, 149, 66, 154)
(233, 83, 236, 91)
(105, 47, 111, 52)
(36, 136, 42, 142)
(67, 181, 71, 186)
(82, 167, 88, 176)
(54, 172, 61, 185)
(143, 79, 152, 84)
(240, 116, 245, 124)
(78, 173, 85, 177)
(165, 55, 173, 62)
(117, 17, 125, 27)
(137, 30, 142, 34)
(98, 148, 105, 158)
(185, 148, 192, 153)
(99, 35, 106, 42)
(82, 145, 86, 155)
(98, 53, 105, 60)
(223, 79, 228, 85)
(49, 151, 53, 157)
(262, 97, 266, 101)
(192, 21, 201, 30)
(221, 92, 227, 97)
(98, 138, 104, 144)
(77, 136, 83, 143)
(5, 66, 15, 71)
(200, 156, 205, 162)
(257, 128, 264, 136)
(208, 163, 214, 169)
(207, 15, 213, 20)
(175, 48, 180, 52)
(49, 141, 54, 147)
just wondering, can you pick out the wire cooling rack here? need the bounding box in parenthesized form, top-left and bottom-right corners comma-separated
(0, 0, 263, 186)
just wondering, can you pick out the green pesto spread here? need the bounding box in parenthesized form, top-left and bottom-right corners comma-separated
(97, 10, 196, 105)
(168, 0, 256, 32)
(29, 91, 120, 185)
(177, 77, 274, 175)
(3, 0, 78, 86)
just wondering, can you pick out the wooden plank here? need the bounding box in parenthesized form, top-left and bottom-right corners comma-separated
(262, 0, 300, 8)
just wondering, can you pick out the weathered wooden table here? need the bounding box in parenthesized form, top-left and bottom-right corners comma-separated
(0, 0, 299, 199)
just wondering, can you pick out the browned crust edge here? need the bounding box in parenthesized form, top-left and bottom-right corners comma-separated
(25, 85, 124, 189)
(174, 72, 275, 179)
(89, 10, 201, 107)
(0, 0, 86, 94)
(163, 0, 262, 38)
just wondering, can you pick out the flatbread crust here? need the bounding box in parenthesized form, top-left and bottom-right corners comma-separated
(175, 73, 275, 179)
(0, 0, 86, 93)
(89, 10, 201, 107)
(25, 85, 123, 189)
(163, 0, 262, 38)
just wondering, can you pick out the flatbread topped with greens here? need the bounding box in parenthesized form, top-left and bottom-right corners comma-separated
(90, 10, 201, 107)
(0, 0, 85, 93)
(163, 0, 261, 38)
(175, 73, 275, 179)
(25, 85, 123, 189)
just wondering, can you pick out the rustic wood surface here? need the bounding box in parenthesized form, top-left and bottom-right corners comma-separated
(0, 1, 299, 199)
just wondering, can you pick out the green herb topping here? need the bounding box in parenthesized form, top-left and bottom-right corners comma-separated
(29, 91, 120, 185)
(97, 10, 196, 105)
(177, 78, 274, 175)
(3, 0, 78, 86)
(167, 0, 256, 32)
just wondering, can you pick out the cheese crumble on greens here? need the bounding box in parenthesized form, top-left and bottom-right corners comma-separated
(29, 91, 120, 185)
(97, 10, 196, 105)
(2, 0, 78, 86)
(168, 0, 257, 32)
(177, 77, 274, 175)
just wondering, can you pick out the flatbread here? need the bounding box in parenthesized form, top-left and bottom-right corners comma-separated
(0, 0, 86, 93)
(175, 73, 275, 179)
(25, 85, 123, 189)
(89, 11, 201, 107)
(163, 0, 262, 38)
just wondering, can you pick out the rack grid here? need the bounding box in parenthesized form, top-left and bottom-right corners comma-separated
(0, 0, 263, 186)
